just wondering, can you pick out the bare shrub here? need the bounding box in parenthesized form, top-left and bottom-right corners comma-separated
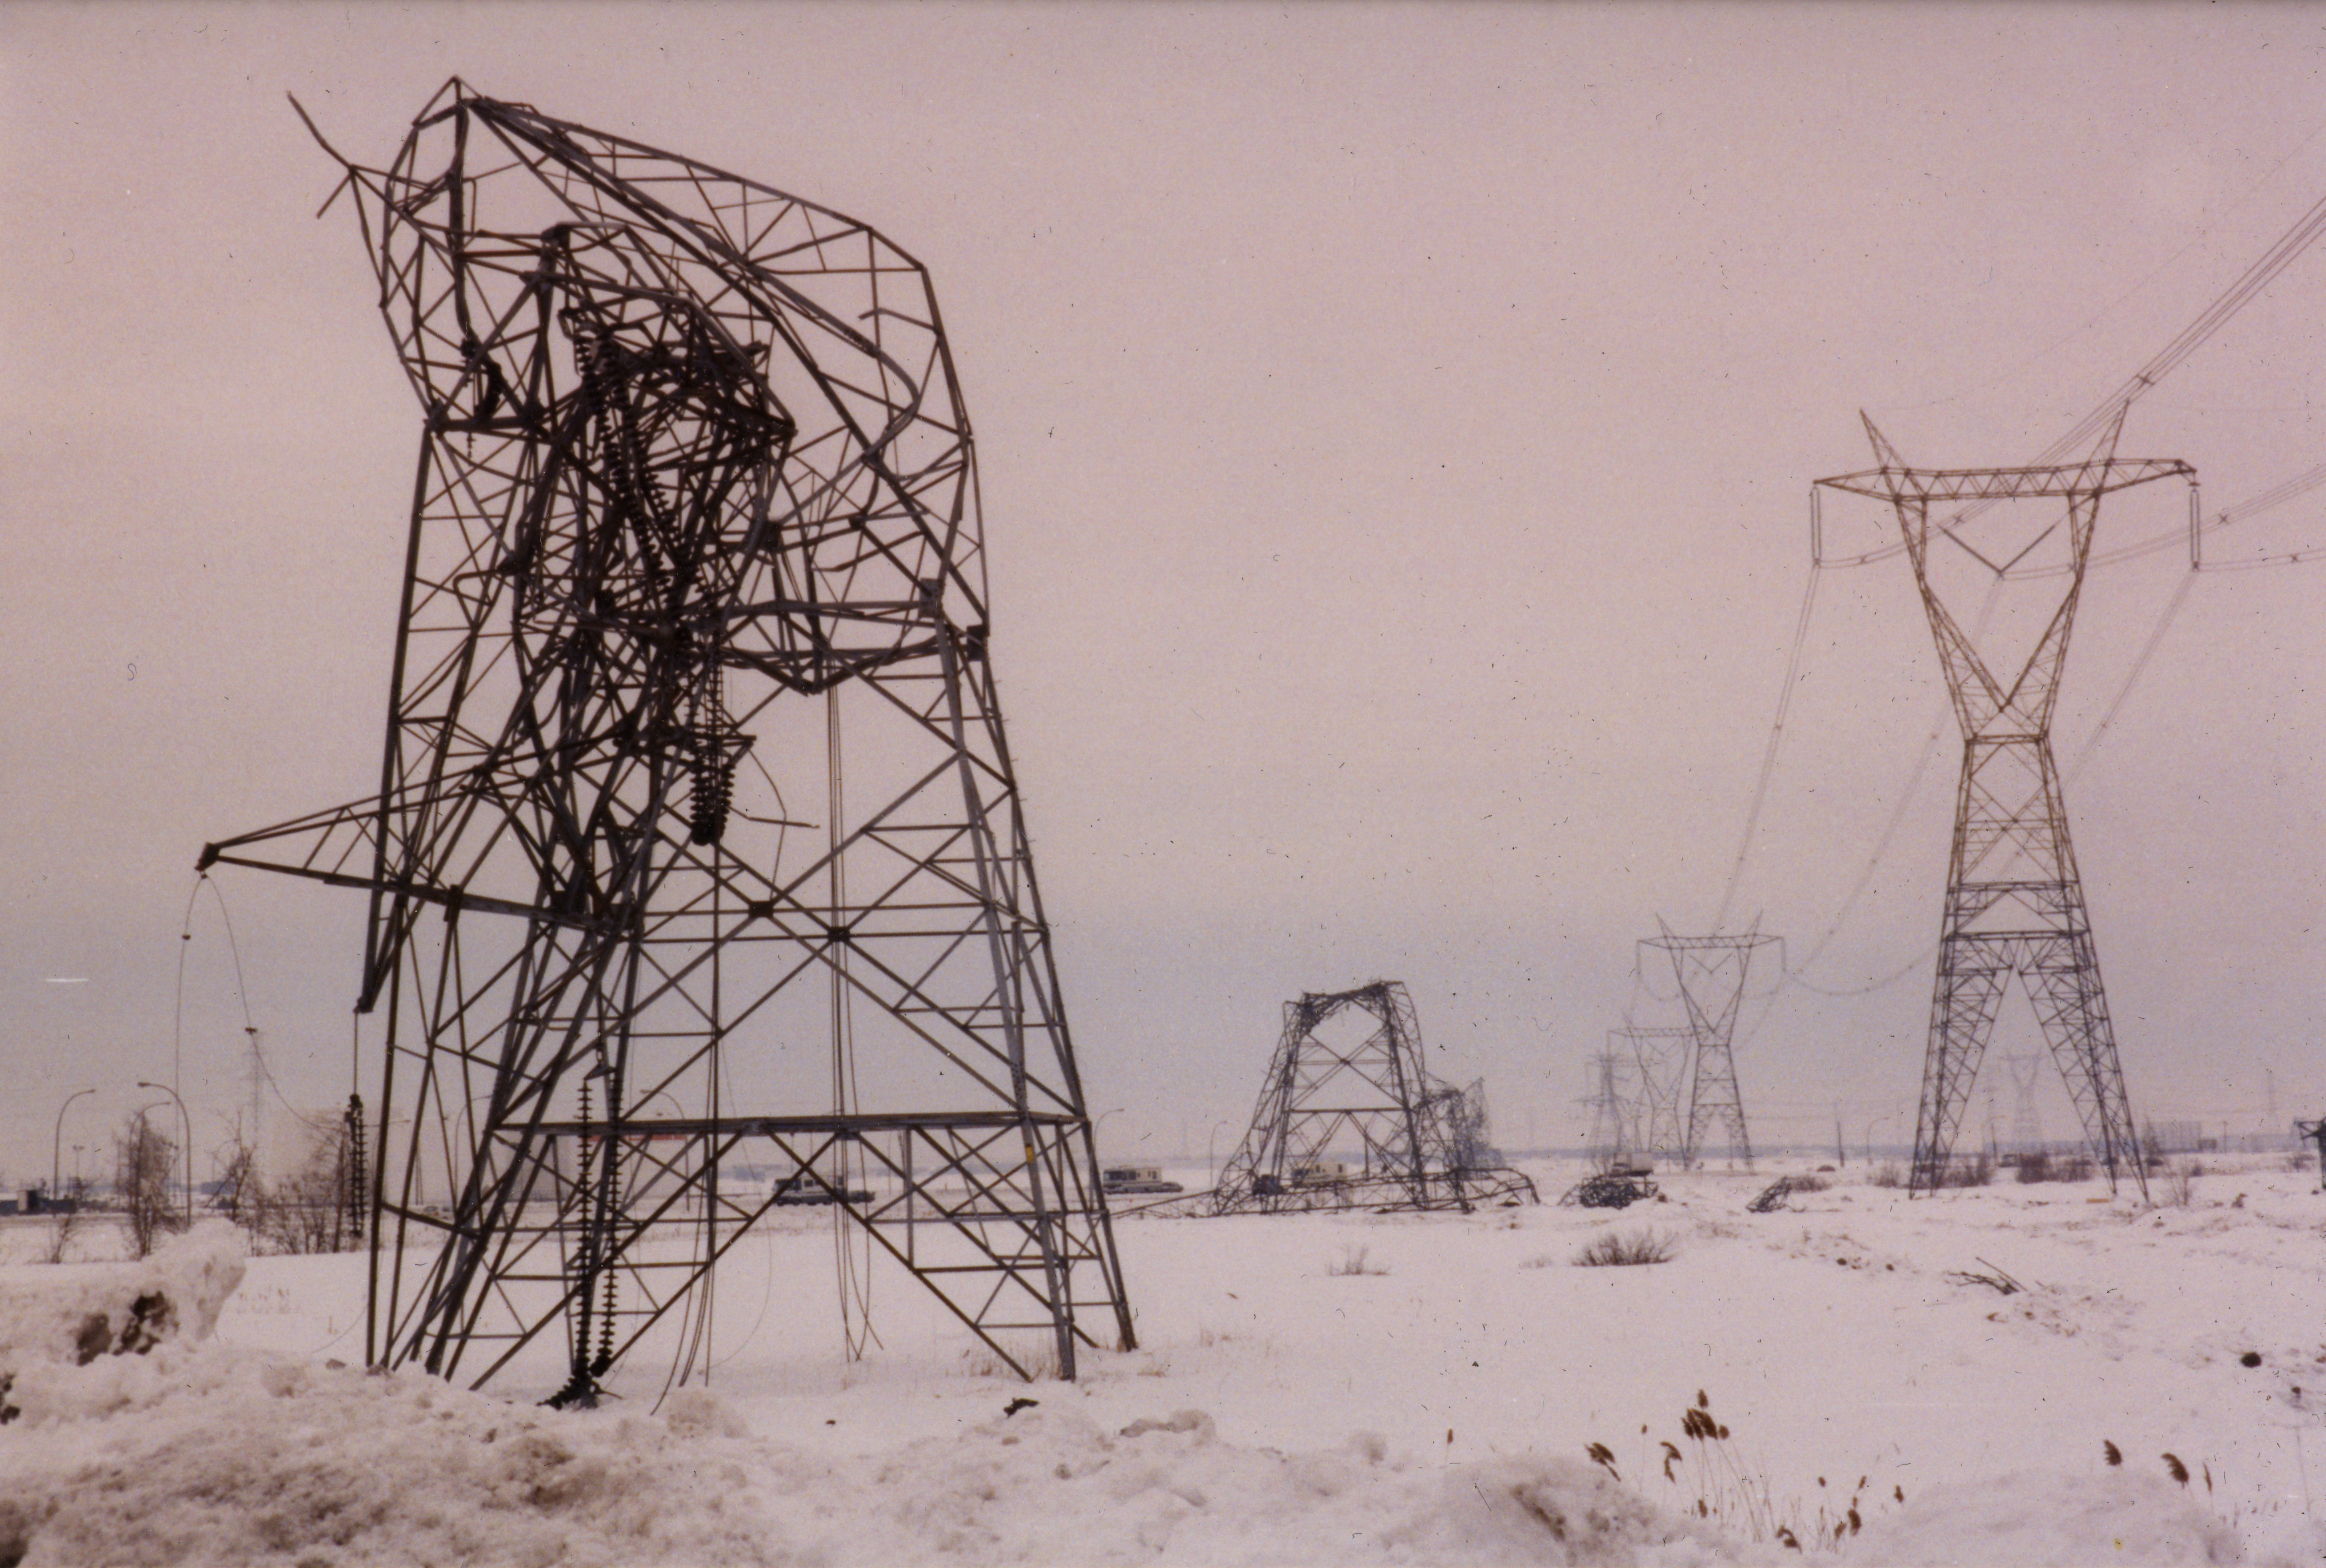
(2054, 1151, 2093, 1182)
(1868, 1162, 1905, 1189)
(209, 1135, 259, 1226)
(1787, 1173, 1830, 1193)
(41, 1177, 89, 1265)
(1573, 1228, 1676, 1267)
(2163, 1158, 2199, 1208)
(1326, 1245, 1388, 1277)
(1941, 1151, 1993, 1188)
(961, 1333, 1063, 1381)
(245, 1118, 364, 1255)
(114, 1111, 184, 1260)
(2015, 1151, 2051, 1184)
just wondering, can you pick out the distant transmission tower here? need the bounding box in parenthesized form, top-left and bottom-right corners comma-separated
(1616, 1025, 1692, 1163)
(1581, 1044, 1634, 1171)
(201, 81, 1134, 1401)
(1642, 925, 1777, 1167)
(1815, 412, 2193, 1199)
(2004, 1052, 2044, 1157)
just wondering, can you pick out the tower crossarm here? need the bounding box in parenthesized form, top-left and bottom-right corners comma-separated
(1816, 457, 2194, 505)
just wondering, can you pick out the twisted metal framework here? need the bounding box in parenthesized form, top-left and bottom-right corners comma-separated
(1210, 981, 1536, 1213)
(1817, 413, 2193, 1199)
(1638, 927, 1775, 1167)
(202, 81, 1134, 1400)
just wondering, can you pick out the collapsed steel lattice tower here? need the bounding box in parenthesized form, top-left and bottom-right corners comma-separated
(1640, 925, 1776, 1167)
(1815, 413, 2191, 1199)
(202, 81, 1135, 1400)
(1210, 981, 1536, 1213)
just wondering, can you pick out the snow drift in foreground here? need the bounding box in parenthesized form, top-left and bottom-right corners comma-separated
(15, 1149, 2326, 1568)
(0, 1227, 2255, 1567)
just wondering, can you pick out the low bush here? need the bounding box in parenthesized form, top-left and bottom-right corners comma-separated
(1942, 1152, 1994, 1188)
(2015, 1150, 2097, 1183)
(1573, 1228, 1676, 1267)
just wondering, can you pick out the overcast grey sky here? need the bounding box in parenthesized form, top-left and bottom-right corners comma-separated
(6, 1, 2326, 1184)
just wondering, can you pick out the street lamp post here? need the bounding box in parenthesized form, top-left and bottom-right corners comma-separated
(1863, 1113, 1895, 1165)
(137, 1081, 195, 1225)
(51, 1087, 94, 1203)
(1092, 1107, 1124, 1163)
(1206, 1119, 1233, 1187)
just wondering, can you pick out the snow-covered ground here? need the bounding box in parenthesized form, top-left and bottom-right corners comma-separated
(0, 1155, 2313, 1565)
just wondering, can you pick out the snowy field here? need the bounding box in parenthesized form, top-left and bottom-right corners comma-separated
(0, 1155, 2315, 1565)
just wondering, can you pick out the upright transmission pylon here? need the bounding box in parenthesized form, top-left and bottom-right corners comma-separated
(1640, 925, 1777, 1167)
(1210, 981, 1536, 1213)
(200, 81, 1134, 1400)
(1815, 412, 2193, 1199)
(1616, 1025, 1694, 1163)
(2003, 1053, 2045, 1159)
(1580, 1043, 1636, 1171)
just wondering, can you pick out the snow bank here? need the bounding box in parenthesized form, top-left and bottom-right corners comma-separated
(853, 1403, 1740, 1565)
(0, 1355, 1742, 1567)
(0, 1220, 245, 1363)
(0, 1220, 246, 1427)
(0, 1339, 2267, 1568)
(1848, 1470, 2242, 1565)
(0, 1351, 788, 1568)
(2, 1164, 2311, 1564)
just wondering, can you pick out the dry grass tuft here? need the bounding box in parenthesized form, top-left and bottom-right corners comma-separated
(1572, 1228, 1676, 1267)
(1605, 1390, 1893, 1549)
(1326, 1244, 1388, 1277)
(960, 1333, 1064, 1381)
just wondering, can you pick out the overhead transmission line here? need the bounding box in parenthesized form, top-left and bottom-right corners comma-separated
(1815, 181, 2326, 571)
(1712, 176, 2326, 986)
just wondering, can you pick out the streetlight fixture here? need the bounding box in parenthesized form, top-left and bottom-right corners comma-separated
(1206, 1118, 1234, 1187)
(51, 1087, 93, 1203)
(137, 1081, 195, 1225)
(1092, 1107, 1125, 1161)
